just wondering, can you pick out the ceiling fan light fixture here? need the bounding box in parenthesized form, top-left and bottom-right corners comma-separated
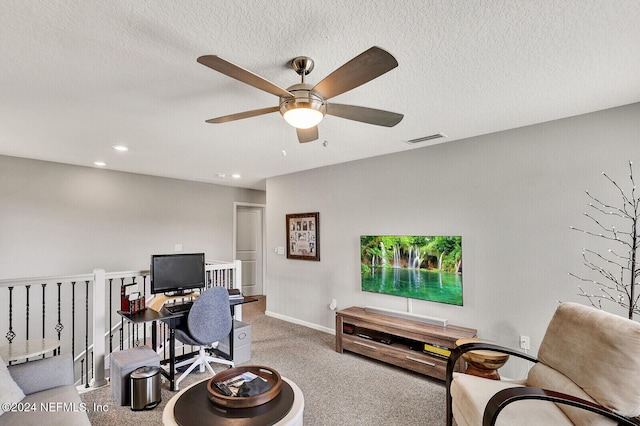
(282, 107, 324, 129)
(279, 93, 326, 129)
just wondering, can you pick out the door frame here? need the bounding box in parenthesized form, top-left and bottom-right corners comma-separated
(233, 202, 267, 295)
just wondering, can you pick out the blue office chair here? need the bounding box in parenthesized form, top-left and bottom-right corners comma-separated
(174, 286, 235, 390)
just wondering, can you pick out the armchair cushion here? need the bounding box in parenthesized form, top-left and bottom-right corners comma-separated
(527, 363, 615, 426)
(537, 302, 640, 418)
(451, 373, 572, 426)
(7, 353, 74, 395)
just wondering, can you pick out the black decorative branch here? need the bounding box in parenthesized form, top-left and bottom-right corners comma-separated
(570, 161, 639, 320)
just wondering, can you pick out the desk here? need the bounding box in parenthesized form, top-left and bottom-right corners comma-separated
(119, 296, 257, 391)
(0, 338, 60, 364)
(162, 376, 304, 426)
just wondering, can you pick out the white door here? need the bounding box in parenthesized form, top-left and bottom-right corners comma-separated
(235, 206, 263, 296)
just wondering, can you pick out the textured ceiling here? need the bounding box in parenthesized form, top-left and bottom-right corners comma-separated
(1, 1, 639, 190)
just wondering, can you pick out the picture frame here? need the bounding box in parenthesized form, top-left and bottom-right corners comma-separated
(286, 212, 320, 261)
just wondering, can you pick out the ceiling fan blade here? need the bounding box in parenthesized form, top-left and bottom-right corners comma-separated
(206, 106, 279, 124)
(198, 55, 293, 98)
(311, 46, 398, 100)
(326, 103, 403, 127)
(296, 126, 319, 143)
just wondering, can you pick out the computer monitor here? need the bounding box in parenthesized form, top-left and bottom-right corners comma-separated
(150, 253, 205, 295)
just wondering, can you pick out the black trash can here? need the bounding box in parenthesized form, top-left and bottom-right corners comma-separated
(130, 366, 161, 411)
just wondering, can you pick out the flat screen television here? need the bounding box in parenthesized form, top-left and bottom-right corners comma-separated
(360, 235, 463, 306)
(150, 253, 206, 295)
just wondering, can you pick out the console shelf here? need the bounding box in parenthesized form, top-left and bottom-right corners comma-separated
(335, 306, 477, 380)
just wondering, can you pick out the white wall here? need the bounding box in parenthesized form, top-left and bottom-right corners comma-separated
(265, 103, 640, 377)
(0, 156, 266, 278)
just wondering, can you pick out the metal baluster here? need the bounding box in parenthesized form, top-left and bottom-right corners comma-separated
(41, 283, 46, 358)
(71, 281, 76, 364)
(80, 359, 84, 385)
(41, 283, 46, 339)
(131, 277, 140, 346)
(119, 278, 125, 351)
(25, 285, 30, 340)
(56, 282, 63, 355)
(91, 352, 94, 385)
(6, 287, 15, 344)
(161, 323, 166, 361)
(108, 278, 113, 355)
(85, 280, 89, 388)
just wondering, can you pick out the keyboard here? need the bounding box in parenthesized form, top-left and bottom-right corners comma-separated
(165, 301, 193, 314)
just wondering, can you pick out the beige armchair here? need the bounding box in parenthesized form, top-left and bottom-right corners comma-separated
(446, 302, 640, 426)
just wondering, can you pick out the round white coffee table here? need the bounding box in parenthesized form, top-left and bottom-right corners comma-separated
(162, 376, 304, 426)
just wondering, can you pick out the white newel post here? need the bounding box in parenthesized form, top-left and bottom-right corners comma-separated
(235, 259, 243, 321)
(91, 268, 107, 387)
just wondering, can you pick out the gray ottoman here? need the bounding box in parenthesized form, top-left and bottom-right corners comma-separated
(110, 347, 160, 405)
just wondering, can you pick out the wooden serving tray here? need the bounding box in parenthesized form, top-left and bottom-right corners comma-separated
(207, 365, 282, 408)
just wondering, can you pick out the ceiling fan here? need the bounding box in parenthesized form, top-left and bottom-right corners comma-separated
(197, 46, 404, 143)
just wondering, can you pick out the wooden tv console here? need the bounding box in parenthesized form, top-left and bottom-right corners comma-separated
(335, 306, 477, 381)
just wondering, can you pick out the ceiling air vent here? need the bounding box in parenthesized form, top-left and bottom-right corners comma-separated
(405, 133, 447, 144)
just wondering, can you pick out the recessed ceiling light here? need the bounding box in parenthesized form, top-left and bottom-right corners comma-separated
(93, 161, 106, 167)
(112, 145, 129, 152)
(232, 174, 241, 179)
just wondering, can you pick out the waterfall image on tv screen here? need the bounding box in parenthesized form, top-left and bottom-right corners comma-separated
(360, 235, 463, 306)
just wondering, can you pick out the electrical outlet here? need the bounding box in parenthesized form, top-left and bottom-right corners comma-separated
(519, 335, 530, 350)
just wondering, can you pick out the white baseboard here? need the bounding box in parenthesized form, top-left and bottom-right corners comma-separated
(265, 310, 335, 335)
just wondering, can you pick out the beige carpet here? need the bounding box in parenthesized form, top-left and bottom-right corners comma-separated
(81, 296, 450, 425)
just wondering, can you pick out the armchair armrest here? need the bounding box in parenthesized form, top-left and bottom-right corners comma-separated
(483, 387, 640, 426)
(446, 342, 539, 426)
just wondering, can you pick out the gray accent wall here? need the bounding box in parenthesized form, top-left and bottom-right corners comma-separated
(0, 156, 265, 278)
(265, 103, 640, 377)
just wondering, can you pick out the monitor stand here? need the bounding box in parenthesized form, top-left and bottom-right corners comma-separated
(148, 293, 198, 312)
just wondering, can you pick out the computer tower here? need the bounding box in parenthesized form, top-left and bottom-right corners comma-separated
(218, 320, 252, 364)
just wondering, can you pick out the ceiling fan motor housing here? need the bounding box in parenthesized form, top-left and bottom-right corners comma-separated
(279, 83, 326, 128)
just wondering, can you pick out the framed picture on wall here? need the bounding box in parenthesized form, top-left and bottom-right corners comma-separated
(286, 212, 320, 261)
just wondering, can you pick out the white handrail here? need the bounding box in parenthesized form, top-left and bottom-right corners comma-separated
(0, 273, 94, 288)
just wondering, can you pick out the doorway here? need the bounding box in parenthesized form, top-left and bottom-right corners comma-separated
(234, 203, 265, 296)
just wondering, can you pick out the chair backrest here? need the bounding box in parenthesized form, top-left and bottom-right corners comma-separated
(536, 302, 640, 418)
(187, 286, 232, 345)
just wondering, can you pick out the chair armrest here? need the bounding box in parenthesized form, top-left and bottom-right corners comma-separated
(483, 387, 640, 426)
(446, 342, 539, 426)
(8, 353, 74, 395)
